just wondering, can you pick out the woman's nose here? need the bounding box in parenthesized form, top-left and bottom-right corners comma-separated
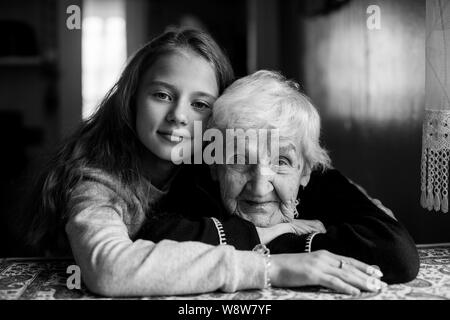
(247, 165, 274, 197)
(166, 100, 188, 126)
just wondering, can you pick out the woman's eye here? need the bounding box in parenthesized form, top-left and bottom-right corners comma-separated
(153, 92, 171, 101)
(192, 101, 211, 111)
(276, 157, 291, 166)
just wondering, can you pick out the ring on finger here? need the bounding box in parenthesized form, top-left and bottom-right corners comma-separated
(339, 259, 347, 269)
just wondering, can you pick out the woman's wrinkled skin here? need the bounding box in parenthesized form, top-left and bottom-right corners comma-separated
(212, 136, 311, 227)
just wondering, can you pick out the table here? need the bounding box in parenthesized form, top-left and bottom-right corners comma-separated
(1, 246, 449, 300)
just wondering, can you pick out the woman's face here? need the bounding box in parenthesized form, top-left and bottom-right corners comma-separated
(135, 49, 219, 162)
(213, 137, 311, 227)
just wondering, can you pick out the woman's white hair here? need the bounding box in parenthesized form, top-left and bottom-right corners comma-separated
(209, 70, 331, 171)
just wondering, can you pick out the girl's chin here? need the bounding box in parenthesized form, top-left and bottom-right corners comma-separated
(151, 146, 194, 164)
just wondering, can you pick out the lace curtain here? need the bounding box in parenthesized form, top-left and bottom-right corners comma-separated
(421, 0, 450, 212)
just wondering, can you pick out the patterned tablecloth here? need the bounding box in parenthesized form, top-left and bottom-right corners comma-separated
(1, 246, 449, 300)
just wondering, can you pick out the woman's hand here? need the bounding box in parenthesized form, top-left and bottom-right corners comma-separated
(270, 250, 386, 295)
(290, 219, 326, 234)
(257, 219, 326, 244)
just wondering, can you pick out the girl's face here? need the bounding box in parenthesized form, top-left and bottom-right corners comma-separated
(135, 49, 219, 162)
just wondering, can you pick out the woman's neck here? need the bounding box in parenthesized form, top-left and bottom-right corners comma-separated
(139, 150, 179, 190)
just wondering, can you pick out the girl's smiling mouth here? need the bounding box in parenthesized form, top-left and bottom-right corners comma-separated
(157, 130, 190, 143)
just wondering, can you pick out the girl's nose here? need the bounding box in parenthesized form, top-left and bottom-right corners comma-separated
(166, 101, 188, 125)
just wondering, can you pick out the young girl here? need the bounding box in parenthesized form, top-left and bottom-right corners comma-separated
(24, 27, 233, 256)
(21, 28, 384, 296)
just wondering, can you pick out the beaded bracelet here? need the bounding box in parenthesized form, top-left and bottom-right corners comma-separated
(305, 232, 320, 253)
(252, 244, 272, 288)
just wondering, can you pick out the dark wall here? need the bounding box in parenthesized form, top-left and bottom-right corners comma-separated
(145, 0, 248, 78)
(0, 0, 81, 257)
(290, 0, 449, 244)
(0, 0, 59, 257)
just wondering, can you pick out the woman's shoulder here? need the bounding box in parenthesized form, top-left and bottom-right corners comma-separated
(301, 167, 360, 202)
(307, 167, 348, 188)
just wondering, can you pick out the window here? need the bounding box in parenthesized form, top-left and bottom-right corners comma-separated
(82, 0, 126, 119)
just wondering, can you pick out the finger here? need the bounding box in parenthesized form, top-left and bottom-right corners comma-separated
(314, 221, 326, 233)
(298, 220, 326, 233)
(289, 224, 311, 235)
(327, 261, 387, 292)
(344, 258, 384, 278)
(310, 221, 326, 233)
(289, 222, 313, 233)
(292, 220, 315, 228)
(328, 253, 384, 278)
(319, 275, 361, 296)
(291, 221, 319, 234)
(368, 265, 383, 277)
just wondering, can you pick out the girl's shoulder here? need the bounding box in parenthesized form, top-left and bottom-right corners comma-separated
(72, 167, 126, 197)
(68, 166, 143, 213)
(67, 166, 149, 235)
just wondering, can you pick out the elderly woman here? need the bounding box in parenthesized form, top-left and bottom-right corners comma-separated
(141, 70, 419, 287)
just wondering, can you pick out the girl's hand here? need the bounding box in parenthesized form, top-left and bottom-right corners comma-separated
(270, 250, 387, 295)
(256, 219, 326, 244)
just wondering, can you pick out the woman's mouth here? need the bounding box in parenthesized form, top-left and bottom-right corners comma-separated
(239, 199, 278, 212)
(235, 199, 281, 226)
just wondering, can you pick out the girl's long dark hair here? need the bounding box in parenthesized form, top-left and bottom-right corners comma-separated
(20, 27, 234, 255)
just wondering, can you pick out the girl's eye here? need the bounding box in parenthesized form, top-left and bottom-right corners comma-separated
(153, 92, 171, 101)
(192, 101, 211, 111)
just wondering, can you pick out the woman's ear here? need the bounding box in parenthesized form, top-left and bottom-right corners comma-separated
(210, 164, 218, 181)
(300, 166, 312, 187)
